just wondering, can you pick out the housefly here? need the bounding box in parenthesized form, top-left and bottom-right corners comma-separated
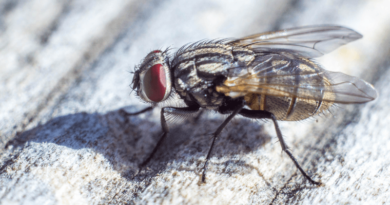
(127, 25, 377, 185)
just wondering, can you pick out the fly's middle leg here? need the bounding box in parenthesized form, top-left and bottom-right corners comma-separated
(201, 103, 244, 183)
(239, 108, 321, 185)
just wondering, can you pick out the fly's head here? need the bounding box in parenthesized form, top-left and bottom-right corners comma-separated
(132, 50, 172, 104)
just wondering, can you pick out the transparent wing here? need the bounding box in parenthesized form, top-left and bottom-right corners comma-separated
(228, 25, 362, 58)
(216, 54, 377, 104)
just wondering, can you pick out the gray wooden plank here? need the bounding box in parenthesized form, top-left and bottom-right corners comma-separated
(0, 0, 143, 148)
(1, 0, 390, 204)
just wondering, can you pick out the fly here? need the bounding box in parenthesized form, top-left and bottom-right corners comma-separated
(126, 25, 377, 185)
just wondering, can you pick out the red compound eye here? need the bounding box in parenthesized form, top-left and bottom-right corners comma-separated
(152, 50, 161, 53)
(143, 64, 167, 102)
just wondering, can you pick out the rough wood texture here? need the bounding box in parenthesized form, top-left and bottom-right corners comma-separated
(1, 0, 389, 204)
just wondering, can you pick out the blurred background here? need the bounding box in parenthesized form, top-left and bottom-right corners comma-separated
(1, 0, 389, 204)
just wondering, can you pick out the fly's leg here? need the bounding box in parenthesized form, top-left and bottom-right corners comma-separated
(120, 106, 153, 116)
(201, 103, 244, 183)
(192, 109, 204, 123)
(140, 106, 200, 167)
(239, 109, 321, 185)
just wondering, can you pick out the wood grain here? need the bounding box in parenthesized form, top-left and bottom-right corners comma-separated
(1, 0, 389, 204)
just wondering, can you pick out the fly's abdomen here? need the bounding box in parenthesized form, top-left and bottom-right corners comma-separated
(239, 57, 336, 121)
(244, 94, 333, 121)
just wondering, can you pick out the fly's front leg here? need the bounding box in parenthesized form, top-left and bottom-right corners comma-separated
(120, 106, 153, 116)
(239, 109, 321, 185)
(140, 106, 200, 168)
(120, 106, 154, 126)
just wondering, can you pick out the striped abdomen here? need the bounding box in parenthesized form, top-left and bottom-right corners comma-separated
(244, 94, 332, 121)
(216, 54, 336, 121)
(243, 58, 334, 121)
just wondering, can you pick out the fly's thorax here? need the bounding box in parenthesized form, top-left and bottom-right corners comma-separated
(171, 43, 258, 109)
(231, 47, 255, 65)
(171, 43, 234, 109)
(132, 50, 172, 103)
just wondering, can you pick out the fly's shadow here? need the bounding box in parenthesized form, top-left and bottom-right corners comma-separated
(120, 107, 272, 183)
(3, 106, 271, 184)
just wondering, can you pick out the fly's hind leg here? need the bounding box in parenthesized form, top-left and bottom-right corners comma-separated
(239, 108, 321, 185)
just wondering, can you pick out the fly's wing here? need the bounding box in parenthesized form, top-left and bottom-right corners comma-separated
(228, 25, 362, 58)
(216, 54, 377, 104)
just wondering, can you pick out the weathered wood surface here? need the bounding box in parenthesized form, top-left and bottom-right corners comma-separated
(1, 0, 389, 204)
